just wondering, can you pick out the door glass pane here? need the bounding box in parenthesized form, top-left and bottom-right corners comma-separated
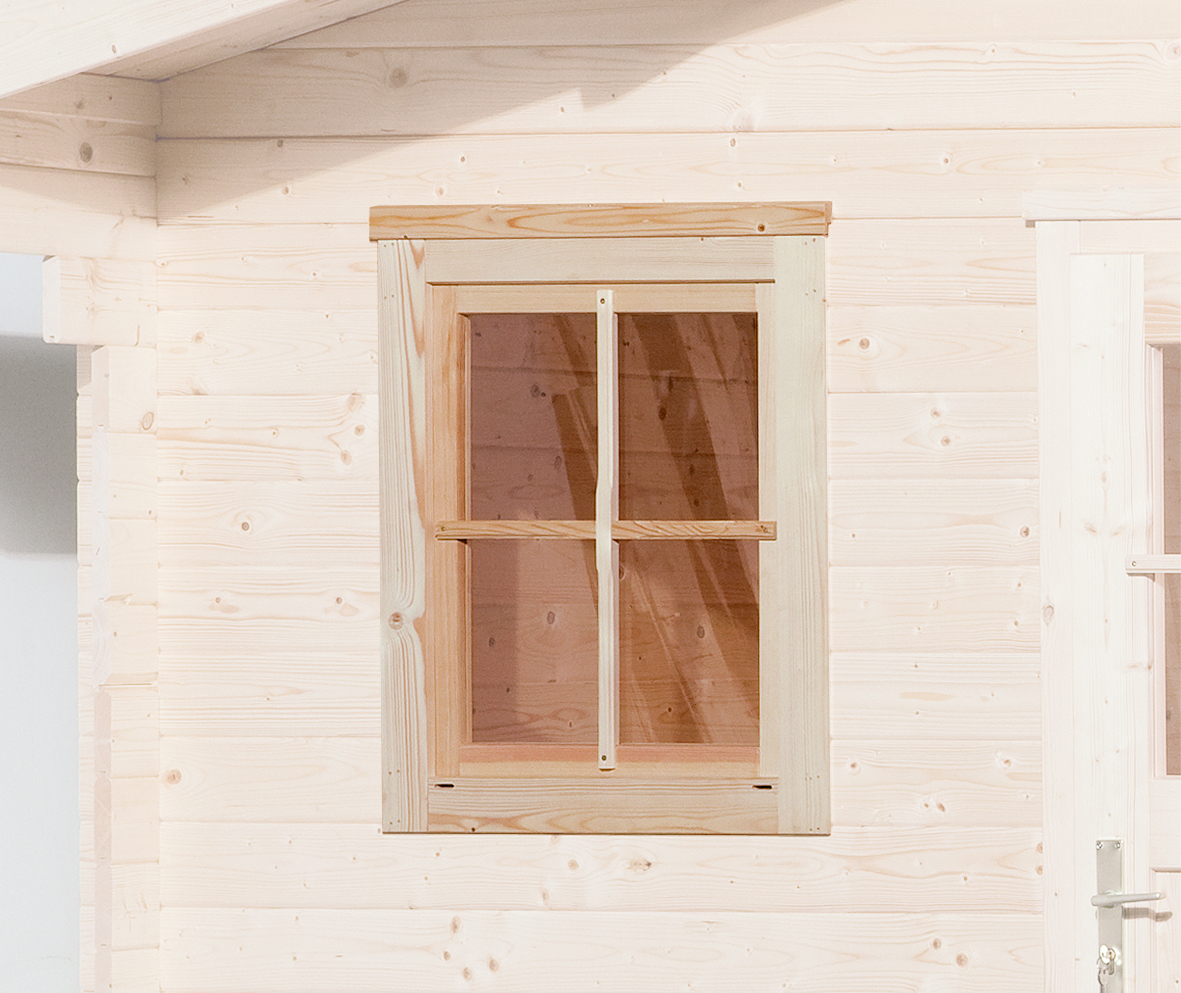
(469, 313, 596, 520)
(470, 539, 597, 743)
(618, 313, 757, 520)
(619, 540, 759, 745)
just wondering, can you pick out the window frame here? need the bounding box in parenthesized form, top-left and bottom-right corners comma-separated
(373, 203, 831, 834)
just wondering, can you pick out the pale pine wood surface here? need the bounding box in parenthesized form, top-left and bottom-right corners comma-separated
(0, 110, 154, 175)
(276, 0, 1180, 46)
(156, 907, 1042, 991)
(0, 72, 160, 124)
(156, 129, 1180, 225)
(158, 42, 1180, 138)
(158, 821, 1041, 911)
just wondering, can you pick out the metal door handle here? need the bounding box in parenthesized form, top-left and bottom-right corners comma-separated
(1091, 891, 1163, 908)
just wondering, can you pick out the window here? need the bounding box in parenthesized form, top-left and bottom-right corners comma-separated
(373, 203, 830, 833)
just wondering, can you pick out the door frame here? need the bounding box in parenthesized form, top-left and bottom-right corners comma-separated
(1027, 187, 1181, 991)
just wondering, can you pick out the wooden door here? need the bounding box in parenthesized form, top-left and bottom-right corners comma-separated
(1032, 193, 1181, 992)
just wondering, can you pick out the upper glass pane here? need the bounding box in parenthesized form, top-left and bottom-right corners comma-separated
(618, 313, 758, 520)
(469, 313, 597, 520)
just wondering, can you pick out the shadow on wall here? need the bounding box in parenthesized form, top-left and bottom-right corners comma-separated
(0, 336, 76, 555)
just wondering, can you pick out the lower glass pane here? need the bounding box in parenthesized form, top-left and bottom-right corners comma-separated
(470, 539, 597, 743)
(619, 540, 759, 745)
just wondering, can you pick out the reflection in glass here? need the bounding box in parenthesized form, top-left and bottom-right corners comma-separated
(619, 313, 757, 520)
(469, 313, 597, 521)
(470, 539, 597, 743)
(619, 540, 759, 745)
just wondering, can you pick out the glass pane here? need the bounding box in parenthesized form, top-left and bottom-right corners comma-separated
(470, 539, 597, 743)
(618, 313, 758, 520)
(469, 313, 596, 520)
(619, 540, 759, 744)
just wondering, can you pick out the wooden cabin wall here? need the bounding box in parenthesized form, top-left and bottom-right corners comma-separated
(147, 1, 1178, 989)
(0, 72, 160, 993)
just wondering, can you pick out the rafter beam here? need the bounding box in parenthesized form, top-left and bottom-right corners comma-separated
(0, 0, 410, 94)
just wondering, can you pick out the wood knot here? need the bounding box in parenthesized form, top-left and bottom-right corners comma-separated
(389, 613, 404, 629)
(140, 411, 155, 431)
(164, 769, 182, 785)
(78, 142, 93, 164)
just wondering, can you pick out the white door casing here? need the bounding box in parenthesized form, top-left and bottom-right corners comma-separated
(1028, 189, 1181, 992)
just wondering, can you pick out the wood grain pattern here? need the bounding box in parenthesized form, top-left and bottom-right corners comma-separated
(455, 282, 757, 314)
(157, 481, 378, 568)
(830, 653, 1041, 741)
(829, 478, 1038, 565)
(0, 110, 154, 175)
(0, 72, 160, 125)
(156, 128, 1181, 225)
(277, 0, 1180, 46)
(158, 41, 1181, 138)
(828, 392, 1038, 478)
(158, 907, 1042, 992)
(0, 161, 155, 259)
(1023, 185, 1181, 221)
(156, 309, 378, 396)
(427, 778, 777, 833)
(827, 305, 1036, 393)
(371, 202, 828, 240)
(156, 394, 377, 481)
(425, 236, 774, 284)
(158, 821, 1043, 912)
(43, 256, 156, 346)
(378, 238, 429, 831)
(830, 566, 1039, 652)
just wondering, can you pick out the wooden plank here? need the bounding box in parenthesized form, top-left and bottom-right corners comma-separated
(157, 481, 377, 568)
(157, 129, 1181, 225)
(1023, 186, 1181, 221)
(378, 238, 428, 831)
(595, 289, 619, 771)
(425, 282, 466, 776)
(828, 305, 1036, 393)
(1078, 218, 1181, 254)
(0, 161, 155, 258)
(156, 394, 377, 481)
(158, 907, 1043, 992)
(1033, 218, 1079, 993)
(277, 0, 1181, 46)
(154, 736, 1040, 828)
(427, 779, 776, 833)
(0, 0, 406, 96)
(1146, 251, 1181, 343)
(827, 218, 1035, 306)
(156, 223, 373, 310)
(156, 309, 379, 396)
(426, 236, 774, 283)
(157, 566, 379, 653)
(436, 520, 775, 539)
(159, 652, 379, 736)
(829, 566, 1039, 652)
(830, 653, 1041, 741)
(833, 740, 1041, 828)
(0, 72, 160, 124)
(764, 237, 828, 833)
(0, 110, 154, 174)
(1126, 554, 1181, 574)
(370, 202, 828, 240)
(158, 41, 1181, 138)
(454, 282, 757, 313)
(829, 478, 1038, 565)
(828, 392, 1038, 478)
(159, 821, 1043, 912)
(44, 257, 156, 346)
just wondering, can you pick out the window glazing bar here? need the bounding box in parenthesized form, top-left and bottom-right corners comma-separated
(596, 289, 619, 771)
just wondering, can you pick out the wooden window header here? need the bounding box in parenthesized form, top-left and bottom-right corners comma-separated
(369, 202, 831, 241)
